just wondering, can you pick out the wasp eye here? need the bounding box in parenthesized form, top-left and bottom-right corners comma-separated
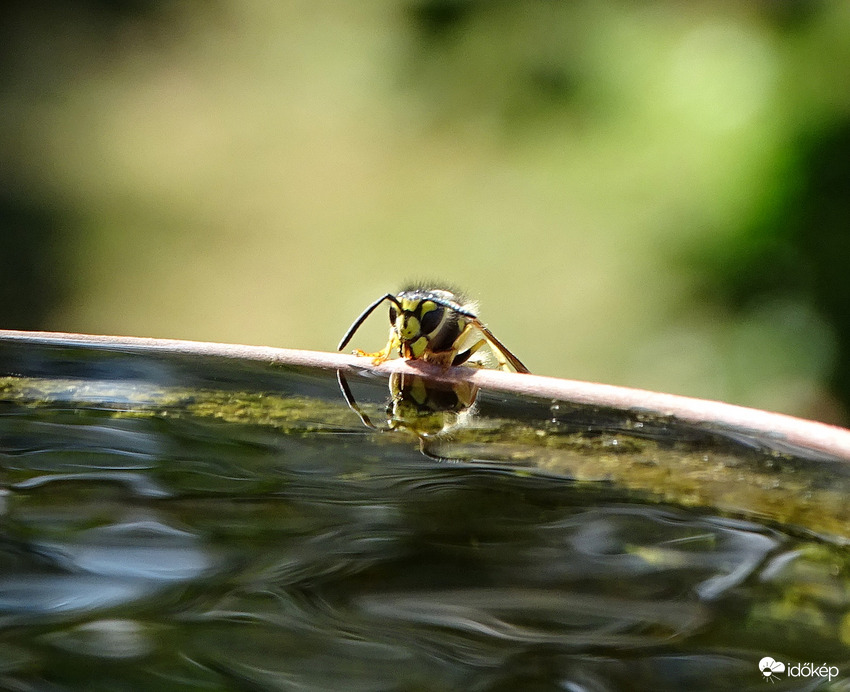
(419, 307, 444, 335)
(388, 306, 398, 324)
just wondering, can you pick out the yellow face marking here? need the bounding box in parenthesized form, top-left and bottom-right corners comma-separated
(399, 315, 420, 340)
(409, 336, 428, 357)
(398, 298, 425, 340)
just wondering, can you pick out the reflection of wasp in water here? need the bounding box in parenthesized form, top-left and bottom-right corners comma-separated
(338, 285, 529, 373)
(337, 370, 478, 460)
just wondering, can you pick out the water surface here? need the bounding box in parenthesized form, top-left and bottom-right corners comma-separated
(0, 339, 848, 690)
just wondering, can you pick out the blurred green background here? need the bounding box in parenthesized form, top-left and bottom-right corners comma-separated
(1, 1, 849, 423)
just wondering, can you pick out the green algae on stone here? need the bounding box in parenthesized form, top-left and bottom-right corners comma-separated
(3, 372, 850, 543)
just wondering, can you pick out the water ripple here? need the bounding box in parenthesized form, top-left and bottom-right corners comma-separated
(12, 472, 171, 498)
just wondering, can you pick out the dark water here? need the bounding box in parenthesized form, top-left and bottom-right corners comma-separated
(0, 340, 849, 691)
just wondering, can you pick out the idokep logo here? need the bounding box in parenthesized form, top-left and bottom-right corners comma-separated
(758, 656, 839, 683)
(759, 657, 784, 682)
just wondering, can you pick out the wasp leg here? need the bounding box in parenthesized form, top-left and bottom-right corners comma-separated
(469, 319, 529, 373)
(450, 321, 489, 368)
(354, 328, 400, 366)
(452, 338, 487, 367)
(453, 326, 519, 372)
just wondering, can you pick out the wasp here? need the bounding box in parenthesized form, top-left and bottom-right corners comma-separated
(338, 285, 529, 373)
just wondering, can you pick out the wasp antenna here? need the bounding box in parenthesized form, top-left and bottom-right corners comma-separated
(338, 293, 400, 351)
